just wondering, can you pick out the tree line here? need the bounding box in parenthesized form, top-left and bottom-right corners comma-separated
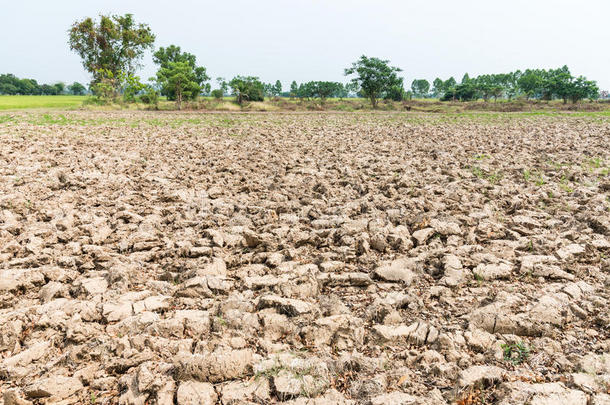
(418, 67, 599, 103)
(0, 74, 86, 96)
(5, 13, 604, 109)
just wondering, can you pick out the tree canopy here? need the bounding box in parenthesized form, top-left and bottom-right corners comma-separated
(68, 14, 155, 88)
(438, 66, 598, 103)
(153, 45, 209, 100)
(345, 55, 403, 108)
(229, 76, 265, 105)
(156, 61, 202, 109)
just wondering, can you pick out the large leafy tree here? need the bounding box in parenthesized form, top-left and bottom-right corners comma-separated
(345, 55, 403, 108)
(544, 65, 573, 103)
(156, 61, 201, 109)
(68, 14, 155, 89)
(567, 76, 599, 103)
(153, 45, 209, 100)
(517, 69, 544, 100)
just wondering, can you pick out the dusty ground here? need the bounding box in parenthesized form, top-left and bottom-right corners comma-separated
(0, 111, 609, 404)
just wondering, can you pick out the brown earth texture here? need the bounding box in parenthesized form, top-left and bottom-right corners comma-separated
(0, 111, 609, 405)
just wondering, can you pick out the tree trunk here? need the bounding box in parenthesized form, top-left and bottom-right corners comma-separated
(177, 91, 182, 110)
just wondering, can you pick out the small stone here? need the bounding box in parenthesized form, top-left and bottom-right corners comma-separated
(430, 218, 462, 235)
(458, 365, 504, 387)
(257, 295, 314, 316)
(175, 349, 253, 383)
(374, 258, 417, 284)
(413, 228, 435, 245)
(24, 375, 83, 399)
(556, 244, 585, 260)
(3, 390, 32, 405)
(176, 381, 217, 405)
(474, 263, 512, 280)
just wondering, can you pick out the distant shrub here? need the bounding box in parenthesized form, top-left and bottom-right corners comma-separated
(229, 76, 265, 105)
(385, 85, 406, 101)
(139, 86, 159, 106)
(211, 89, 224, 99)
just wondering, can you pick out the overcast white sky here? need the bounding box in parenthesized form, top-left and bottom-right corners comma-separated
(2, 0, 609, 90)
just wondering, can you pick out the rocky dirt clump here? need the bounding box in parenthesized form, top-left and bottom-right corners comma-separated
(0, 111, 609, 404)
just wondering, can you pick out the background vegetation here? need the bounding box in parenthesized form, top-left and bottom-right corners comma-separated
(1, 12, 607, 111)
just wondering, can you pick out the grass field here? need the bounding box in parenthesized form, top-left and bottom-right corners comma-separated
(2, 94, 609, 114)
(0, 95, 88, 110)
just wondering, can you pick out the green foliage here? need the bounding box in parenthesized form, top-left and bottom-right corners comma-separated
(229, 76, 265, 105)
(290, 81, 298, 98)
(211, 89, 224, 99)
(68, 82, 87, 95)
(121, 74, 145, 103)
(431, 78, 444, 97)
(501, 342, 531, 365)
(90, 69, 120, 102)
(68, 14, 155, 90)
(138, 85, 159, 106)
(438, 66, 598, 103)
(385, 84, 406, 101)
(53, 82, 66, 95)
(0, 75, 72, 96)
(216, 77, 228, 95)
(296, 81, 344, 102)
(411, 79, 430, 98)
(153, 45, 209, 100)
(273, 80, 283, 97)
(345, 55, 403, 108)
(156, 62, 202, 109)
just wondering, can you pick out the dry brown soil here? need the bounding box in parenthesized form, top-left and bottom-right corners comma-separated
(0, 111, 609, 404)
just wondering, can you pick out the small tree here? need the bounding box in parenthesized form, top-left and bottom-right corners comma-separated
(53, 82, 66, 95)
(68, 82, 86, 95)
(517, 69, 544, 100)
(432, 78, 444, 97)
(153, 45, 209, 101)
(308, 81, 341, 103)
(264, 83, 274, 98)
(139, 85, 159, 107)
(216, 77, 228, 95)
(411, 79, 430, 98)
(385, 84, 406, 101)
(121, 73, 145, 103)
(345, 82, 359, 97)
(289, 81, 298, 98)
(273, 80, 282, 97)
(229, 76, 265, 105)
(68, 14, 155, 91)
(41, 84, 58, 95)
(568, 76, 599, 103)
(156, 61, 201, 109)
(344, 55, 403, 108)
